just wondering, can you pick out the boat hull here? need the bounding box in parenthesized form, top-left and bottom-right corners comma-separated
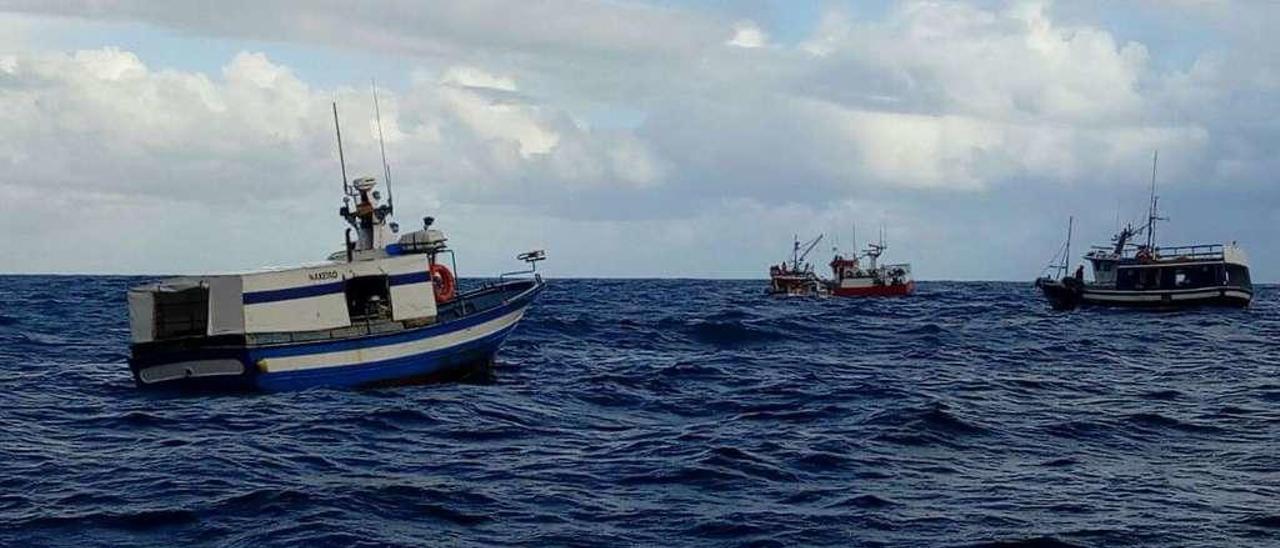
(830, 281, 915, 298)
(767, 274, 826, 297)
(1078, 286, 1252, 309)
(1037, 278, 1251, 310)
(129, 280, 542, 392)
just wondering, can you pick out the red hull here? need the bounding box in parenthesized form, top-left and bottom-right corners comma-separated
(830, 281, 915, 298)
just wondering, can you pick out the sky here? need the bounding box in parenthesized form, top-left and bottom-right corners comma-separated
(0, 0, 1276, 280)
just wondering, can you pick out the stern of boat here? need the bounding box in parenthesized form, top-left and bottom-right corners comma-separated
(129, 343, 257, 391)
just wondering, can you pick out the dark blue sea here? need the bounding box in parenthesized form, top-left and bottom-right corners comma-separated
(2, 276, 1279, 547)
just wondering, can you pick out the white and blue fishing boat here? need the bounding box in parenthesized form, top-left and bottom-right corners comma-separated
(126, 100, 545, 391)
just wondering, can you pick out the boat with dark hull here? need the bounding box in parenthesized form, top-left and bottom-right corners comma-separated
(1036, 154, 1252, 311)
(1037, 240, 1252, 311)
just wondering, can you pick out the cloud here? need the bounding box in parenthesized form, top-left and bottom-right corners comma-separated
(0, 0, 722, 67)
(727, 21, 768, 49)
(0, 47, 666, 204)
(0, 1, 1277, 277)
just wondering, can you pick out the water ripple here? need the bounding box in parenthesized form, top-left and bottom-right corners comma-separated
(0, 277, 1278, 546)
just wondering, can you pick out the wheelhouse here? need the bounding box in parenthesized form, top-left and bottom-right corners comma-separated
(1113, 261, 1251, 291)
(1088, 243, 1250, 290)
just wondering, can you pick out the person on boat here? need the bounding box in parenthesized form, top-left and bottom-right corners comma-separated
(1074, 265, 1084, 281)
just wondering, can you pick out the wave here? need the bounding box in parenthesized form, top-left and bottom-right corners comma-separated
(13, 508, 199, 531)
(959, 537, 1085, 548)
(2, 278, 1277, 546)
(1123, 412, 1225, 435)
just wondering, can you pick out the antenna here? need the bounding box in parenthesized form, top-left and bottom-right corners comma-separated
(851, 222, 857, 256)
(332, 102, 349, 195)
(1114, 200, 1120, 234)
(372, 79, 394, 213)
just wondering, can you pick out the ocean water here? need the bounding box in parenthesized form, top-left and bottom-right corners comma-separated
(1, 276, 1278, 547)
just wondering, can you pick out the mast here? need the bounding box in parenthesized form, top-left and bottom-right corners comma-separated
(372, 79, 394, 214)
(332, 102, 350, 195)
(790, 234, 823, 271)
(792, 234, 800, 270)
(1145, 150, 1163, 249)
(851, 223, 856, 258)
(1063, 216, 1073, 278)
(1066, 216, 1073, 271)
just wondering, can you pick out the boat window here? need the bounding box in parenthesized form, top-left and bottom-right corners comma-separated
(1116, 268, 1138, 290)
(154, 286, 209, 340)
(1225, 265, 1251, 288)
(1139, 268, 1159, 290)
(346, 275, 392, 322)
(1169, 266, 1216, 288)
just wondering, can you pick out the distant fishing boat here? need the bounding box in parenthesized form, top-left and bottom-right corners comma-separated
(126, 96, 546, 391)
(1036, 153, 1252, 311)
(768, 235, 828, 297)
(768, 229, 915, 298)
(827, 228, 914, 297)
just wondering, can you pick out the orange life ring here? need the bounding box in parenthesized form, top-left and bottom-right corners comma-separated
(429, 263, 456, 303)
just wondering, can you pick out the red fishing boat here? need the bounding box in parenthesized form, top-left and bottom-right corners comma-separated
(828, 235, 914, 298)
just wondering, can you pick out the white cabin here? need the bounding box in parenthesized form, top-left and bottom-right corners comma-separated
(128, 255, 437, 344)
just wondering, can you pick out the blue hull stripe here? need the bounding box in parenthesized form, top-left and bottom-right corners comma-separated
(242, 271, 429, 305)
(252, 322, 519, 391)
(389, 271, 430, 285)
(243, 282, 344, 304)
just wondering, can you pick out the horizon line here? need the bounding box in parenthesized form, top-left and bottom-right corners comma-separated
(0, 273, 1275, 285)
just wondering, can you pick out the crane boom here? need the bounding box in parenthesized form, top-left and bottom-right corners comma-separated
(798, 234, 823, 263)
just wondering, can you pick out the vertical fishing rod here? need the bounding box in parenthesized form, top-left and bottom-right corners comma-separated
(372, 79, 393, 213)
(1064, 216, 1073, 278)
(332, 102, 349, 196)
(1146, 150, 1159, 249)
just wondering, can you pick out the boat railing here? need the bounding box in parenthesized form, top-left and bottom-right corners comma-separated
(250, 318, 406, 346)
(249, 281, 534, 347)
(1089, 244, 1224, 261)
(499, 249, 546, 282)
(1153, 244, 1224, 260)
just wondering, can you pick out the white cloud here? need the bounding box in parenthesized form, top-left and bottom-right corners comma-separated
(727, 21, 768, 49)
(0, 1, 1277, 276)
(441, 66, 518, 92)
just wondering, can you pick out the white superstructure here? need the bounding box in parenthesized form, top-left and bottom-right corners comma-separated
(127, 254, 435, 344)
